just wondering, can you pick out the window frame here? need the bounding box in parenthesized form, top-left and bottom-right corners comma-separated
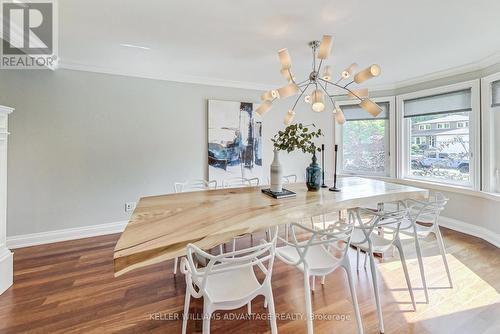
(396, 80, 480, 190)
(335, 96, 396, 177)
(480, 72, 500, 193)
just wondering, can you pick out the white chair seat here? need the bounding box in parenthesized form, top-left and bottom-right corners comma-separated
(351, 228, 394, 254)
(276, 244, 340, 275)
(203, 266, 261, 304)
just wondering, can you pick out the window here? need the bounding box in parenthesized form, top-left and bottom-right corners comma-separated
(399, 81, 479, 188)
(437, 122, 450, 129)
(418, 124, 431, 130)
(337, 99, 393, 176)
(481, 75, 500, 193)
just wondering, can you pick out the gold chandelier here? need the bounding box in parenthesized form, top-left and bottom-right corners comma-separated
(256, 35, 383, 125)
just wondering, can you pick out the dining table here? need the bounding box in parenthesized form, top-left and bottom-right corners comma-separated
(113, 177, 428, 277)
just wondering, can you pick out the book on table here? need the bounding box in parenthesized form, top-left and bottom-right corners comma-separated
(261, 188, 296, 199)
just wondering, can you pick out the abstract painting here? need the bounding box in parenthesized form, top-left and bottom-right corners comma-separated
(208, 100, 263, 185)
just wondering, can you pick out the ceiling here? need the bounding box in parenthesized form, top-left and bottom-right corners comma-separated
(59, 0, 500, 90)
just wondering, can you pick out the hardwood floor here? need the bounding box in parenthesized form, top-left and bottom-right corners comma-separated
(0, 228, 499, 334)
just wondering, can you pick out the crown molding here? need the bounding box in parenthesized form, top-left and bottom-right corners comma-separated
(0, 106, 14, 114)
(58, 52, 500, 93)
(367, 52, 500, 92)
(58, 60, 270, 91)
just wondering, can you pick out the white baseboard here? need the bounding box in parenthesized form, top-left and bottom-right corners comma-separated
(6, 221, 128, 249)
(439, 216, 500, 248)
(0, 247, 13, 295)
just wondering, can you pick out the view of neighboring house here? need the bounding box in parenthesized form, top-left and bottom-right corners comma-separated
(411, 114, 469, 154)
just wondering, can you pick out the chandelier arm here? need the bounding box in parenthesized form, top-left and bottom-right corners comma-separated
(291, 83, 311, 111)
(344, 80, 355, 88)
(317, 81, 336, 110)
(319, 78, 364, 102)
(287, 68, 297, 85)
(317, 59, 323, 75)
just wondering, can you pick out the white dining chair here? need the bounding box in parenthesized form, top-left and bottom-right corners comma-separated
(350, 208, 416, 334)
(222, 176, 260, 188)
(282, 174, 297, 184)
(174, 179, 217, 193)
(173, 179, 218, 275)
(397, 193, 452, 303)
(180, 229, 278, 334)
(275, 221, 364, 334)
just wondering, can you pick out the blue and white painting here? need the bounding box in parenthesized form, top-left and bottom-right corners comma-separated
(208, 100, 263, 185)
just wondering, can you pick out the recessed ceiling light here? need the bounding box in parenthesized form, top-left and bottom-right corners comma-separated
(119, 43, 151, 50)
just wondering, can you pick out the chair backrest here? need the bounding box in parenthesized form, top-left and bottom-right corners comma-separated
(282, 174, 297, 184)
(278, 220, 354, 268)
(351, 207, 408, 245)
(181, 228, 278, 299)
(222, 177, 259, 188)
(174, 179, 217, 193)
(405, 192, 448, 228)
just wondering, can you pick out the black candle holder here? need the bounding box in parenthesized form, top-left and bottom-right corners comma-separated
(329, 144, 341, 192)
(321, 144, 327, 188)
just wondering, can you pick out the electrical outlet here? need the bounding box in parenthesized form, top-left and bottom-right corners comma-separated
(125, 202, 136, 212)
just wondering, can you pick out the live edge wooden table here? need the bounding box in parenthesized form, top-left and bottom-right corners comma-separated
(113, 177, 427, 276)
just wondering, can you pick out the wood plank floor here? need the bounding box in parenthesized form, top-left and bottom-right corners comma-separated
(0, 228, 499, 334)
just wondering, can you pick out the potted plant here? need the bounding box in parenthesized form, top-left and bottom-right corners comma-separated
(271, 123, 323, 191)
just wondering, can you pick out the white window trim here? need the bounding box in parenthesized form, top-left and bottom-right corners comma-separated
(481, 72, 500, 193)
(335, 96, 396, 178)
(396, 80, 481, 190)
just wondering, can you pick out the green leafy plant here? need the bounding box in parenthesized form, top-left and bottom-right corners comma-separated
(271, 123, 323, 155)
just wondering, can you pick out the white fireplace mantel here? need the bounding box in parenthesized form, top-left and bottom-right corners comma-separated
(0, 105, 14, 295)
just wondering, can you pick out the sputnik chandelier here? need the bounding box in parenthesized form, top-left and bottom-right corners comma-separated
(256, 35, 383, 125)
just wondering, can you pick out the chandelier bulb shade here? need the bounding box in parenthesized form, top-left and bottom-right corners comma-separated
(359, 99, 383, 117)
(256, 100, 272, 116)
(347, 88, 369, 99)
(341, 63, 358, 79)
(323, 65, 332, 81)
(318, 35, 333, 59)
(284, 109, 295, 125)
(335, 106, 346, 125)
(261, 90, 279, 101)
(311, 89, 325, 112)
(354, 64, 381, 84)
(277, 83, 300, 99)
(278, 48, 292, 69)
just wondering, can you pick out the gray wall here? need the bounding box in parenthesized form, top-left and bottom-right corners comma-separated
(0, 69, 333, 236)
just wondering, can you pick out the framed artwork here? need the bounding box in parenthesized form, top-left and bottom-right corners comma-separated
(208, 100, 263, 185)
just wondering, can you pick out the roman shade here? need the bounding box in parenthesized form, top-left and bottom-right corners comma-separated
(403, 89, 471, 118)
(492, 80, 500, 108)
(342, 102, 389, 121)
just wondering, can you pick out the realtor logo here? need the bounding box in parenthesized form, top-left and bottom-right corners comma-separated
(1, 0, 58, 69)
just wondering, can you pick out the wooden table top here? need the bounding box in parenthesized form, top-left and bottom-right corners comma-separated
(113, 177, 427, 276)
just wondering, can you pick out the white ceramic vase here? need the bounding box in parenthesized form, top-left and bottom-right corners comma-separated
(270, 149, 283, 192)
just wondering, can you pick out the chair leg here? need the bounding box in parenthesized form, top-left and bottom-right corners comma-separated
(218, 244, 223, 255)
(173, 257, 178, 275)
(247, 302, 252, 315)
(343, 260, 364, 334)
(311, 275, 315, 291)
(321, 275, 326, 285)
(395, 241, 416, 311)
(356, 247, 360, 272)
(363, 252, 368, 269)
(266, 285, 278, 334)
(368, 251, 384, 333)
(182, 288, 191, 334)
(303, 270, 314, 334)
(413, 232, 429, 303)
(435, 227, 453, 288)
(202, 301, 212, 334)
